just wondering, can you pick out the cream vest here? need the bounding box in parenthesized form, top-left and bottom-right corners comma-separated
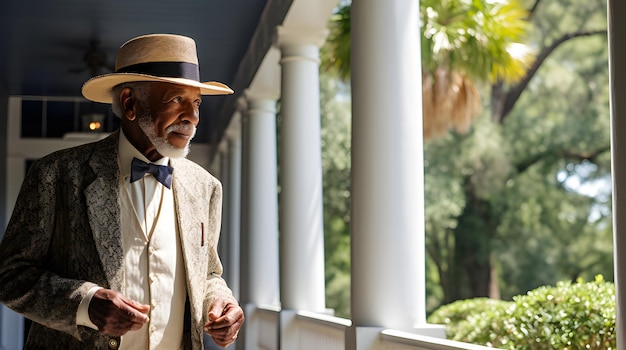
(119, 165, 187, 350)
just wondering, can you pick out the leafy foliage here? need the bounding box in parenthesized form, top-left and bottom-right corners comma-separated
(323, 0, 534, 139)
(420, 0, 533, 83)
(319, 0, 612, 320)
(323, 0, 533, 83)
(428, 276, 616, 349)
(320, 75, 352, 318)
(321, 5, 351, 82)
(423, 0, 610, 304)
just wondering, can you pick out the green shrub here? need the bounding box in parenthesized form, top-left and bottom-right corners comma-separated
(428, 276, 616, 349)
(427, 297, 512, 330)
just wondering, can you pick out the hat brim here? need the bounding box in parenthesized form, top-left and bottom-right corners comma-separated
(81, 73, 234, 103)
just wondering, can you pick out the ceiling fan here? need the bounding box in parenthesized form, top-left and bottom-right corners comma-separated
(68, 39, 114, 77)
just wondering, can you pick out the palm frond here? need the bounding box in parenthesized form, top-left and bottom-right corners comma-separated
(322, 0, 533, 140)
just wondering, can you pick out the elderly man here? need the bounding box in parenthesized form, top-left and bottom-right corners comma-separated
(0, 34, 244, 349)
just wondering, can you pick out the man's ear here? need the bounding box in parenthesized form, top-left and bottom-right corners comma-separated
(119, 87, 136, 121)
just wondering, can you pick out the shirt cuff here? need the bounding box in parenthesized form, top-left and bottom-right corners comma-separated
(76, 286, 103, 330)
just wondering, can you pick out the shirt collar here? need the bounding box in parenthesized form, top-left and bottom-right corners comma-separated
(118, 130, 170, 179)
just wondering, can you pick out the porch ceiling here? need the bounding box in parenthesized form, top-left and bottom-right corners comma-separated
(0, 0, 294, 143)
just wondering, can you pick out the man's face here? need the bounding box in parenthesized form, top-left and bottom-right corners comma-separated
(136, 82, 202, 158)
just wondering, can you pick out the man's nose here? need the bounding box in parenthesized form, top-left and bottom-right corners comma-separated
(181, 101, 200, 125)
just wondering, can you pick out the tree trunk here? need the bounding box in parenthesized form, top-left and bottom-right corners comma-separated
(447, 179, 498, 302)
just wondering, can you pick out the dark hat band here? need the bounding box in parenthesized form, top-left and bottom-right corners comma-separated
(116, 61, 200, 81)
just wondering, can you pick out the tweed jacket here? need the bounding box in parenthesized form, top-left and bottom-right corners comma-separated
(0, 130, 236, 350)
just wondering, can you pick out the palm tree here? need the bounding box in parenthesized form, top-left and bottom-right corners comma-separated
(322, 0, 533, 140)
(321, 0, 608, 304)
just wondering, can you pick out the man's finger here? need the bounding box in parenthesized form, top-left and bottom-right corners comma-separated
(125, 305, 150, 324)
(204, 308, 244, 334)
(121, 295, 151, 314)
(207, 299, 228, 321)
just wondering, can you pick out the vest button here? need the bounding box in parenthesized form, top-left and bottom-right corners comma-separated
(108, 338, 119, 349)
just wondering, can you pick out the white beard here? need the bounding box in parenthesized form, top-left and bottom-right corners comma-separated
(137, 110, 196, 159)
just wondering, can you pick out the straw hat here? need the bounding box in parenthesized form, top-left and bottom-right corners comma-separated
(81, 34, 233, 103)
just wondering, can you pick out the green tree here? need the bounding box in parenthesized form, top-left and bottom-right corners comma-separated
(443, 0, 609, 301)
(321, 0, 611, 311)
(320, 75, 352, 318)
(324, 0, 532, 139)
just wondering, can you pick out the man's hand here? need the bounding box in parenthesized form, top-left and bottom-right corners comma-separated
(204, 299, 245, 348)
(88, 288, 150, 337)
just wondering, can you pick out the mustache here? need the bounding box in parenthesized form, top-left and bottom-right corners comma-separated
(165, 123, 196, 137)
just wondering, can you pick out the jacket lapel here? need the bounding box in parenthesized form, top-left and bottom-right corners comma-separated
(85, 131, 125, 291)
(170, 159, 209, 305)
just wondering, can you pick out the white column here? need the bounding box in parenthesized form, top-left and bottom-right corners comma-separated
(243, 93, 281, 307)
(237, 100, 254, 350)
(216, 140, 232, 285)
(0, 306, 24, 350)
(349, 0, 427, 334)
(239, 98, 251, 305)
(225, 114, 243, 300)
(609, 0, 626, 347)
(275, 27, 326, 312)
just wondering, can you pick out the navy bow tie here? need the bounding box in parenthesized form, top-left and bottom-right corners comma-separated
(130, 157, 174, 189)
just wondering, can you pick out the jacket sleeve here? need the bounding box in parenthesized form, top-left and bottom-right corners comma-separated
(0, 157, 99, 339)
(202, 179, 238, 317)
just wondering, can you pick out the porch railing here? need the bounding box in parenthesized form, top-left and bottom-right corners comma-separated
(246, 306, 499, 350)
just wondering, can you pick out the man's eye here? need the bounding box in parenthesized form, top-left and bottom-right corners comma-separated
(170, 96, 182, 103)
(194, 100, 202, 108)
